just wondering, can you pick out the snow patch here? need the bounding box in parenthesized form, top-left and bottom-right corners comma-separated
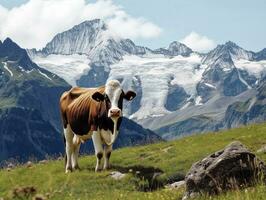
(26, 69, 34, 74)
(195, 96, 203, 105)
(18, 65, 25, 72)
(248, 97, 257, 110)
(234, 59, 266, 78)
(38, 69, 52, 81)
(3, 62, 13, 77)
(204, 82, 216, 89)
(32, 54, 90, 86)
(237, 70, 252, 89)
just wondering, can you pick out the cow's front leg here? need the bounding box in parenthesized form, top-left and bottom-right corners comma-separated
(92, 131, 103, 172)
(64, 125, 74, 173)
(104, 145, 112, 170)
(72, 136, 81, 170)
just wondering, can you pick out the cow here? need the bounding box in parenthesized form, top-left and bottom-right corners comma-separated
(60, 80, 136, 173)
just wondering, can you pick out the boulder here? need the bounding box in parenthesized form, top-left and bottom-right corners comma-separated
(183, 141, 266, 199)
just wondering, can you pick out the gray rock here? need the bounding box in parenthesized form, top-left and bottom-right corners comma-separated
(110, 171, 126, 180)
(183, 141, 266, 199)
(39, 160, 48, 164)
(26, 161, 33, 168)
(165, 180, 185, 190)
(257, 145, 266, 153)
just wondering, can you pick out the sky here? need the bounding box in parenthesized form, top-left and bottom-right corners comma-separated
(0, 0, 265, 52)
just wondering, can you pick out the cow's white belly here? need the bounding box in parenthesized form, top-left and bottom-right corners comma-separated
(100, 129, 118, 145)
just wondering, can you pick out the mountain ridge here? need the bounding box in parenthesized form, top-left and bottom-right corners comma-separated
(26, 19, 266, 139)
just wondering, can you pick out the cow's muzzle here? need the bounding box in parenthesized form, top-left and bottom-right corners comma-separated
(109, 108, 121, 118)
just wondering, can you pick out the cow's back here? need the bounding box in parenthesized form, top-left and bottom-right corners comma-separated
(60, 86, 105, 135)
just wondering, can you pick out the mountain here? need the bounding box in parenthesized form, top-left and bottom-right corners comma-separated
(0, 38, 162, 163)
(254, 48, 266, 61)
(0, 38, 70, 162)
(197, 41, 257, 103)
(153, 41, 193, 57)
(28, 19, 266, 140)
(223, 77, 266, 128)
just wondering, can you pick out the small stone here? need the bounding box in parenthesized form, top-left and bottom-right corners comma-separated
(45, 192, 51, 198)
(6, 167, 12, 172)
(165, 180, 185, 190)
(57, 156, 63, 161)
(33, 194, 46, 200)
(26, 161, 33, 168)
(110, 171, 126, 180)
(39, 160, 48, 164)
(257, 145, 266, 153)
(128, 169, 133, 173)
(7, 163, 15, 168)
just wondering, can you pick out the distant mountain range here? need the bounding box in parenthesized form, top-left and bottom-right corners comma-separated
(26, 19, 266, 140)
(0, 37, 162, 162)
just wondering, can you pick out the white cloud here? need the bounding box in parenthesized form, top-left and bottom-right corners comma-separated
(180, 32, 216, 52)
(0, 0, 162, 49)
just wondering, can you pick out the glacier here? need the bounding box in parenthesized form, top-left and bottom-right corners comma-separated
(108, 53, 204, 120)
(33, 54, 90, 86)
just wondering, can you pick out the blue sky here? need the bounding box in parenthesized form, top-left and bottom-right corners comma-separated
(0, 0, 265, 51)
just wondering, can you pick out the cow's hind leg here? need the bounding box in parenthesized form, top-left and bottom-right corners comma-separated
(72, 135, 81, 170)
(92, 131, 103, 172)
(64, 124, 74, 173)
(103, 145, 112, 170)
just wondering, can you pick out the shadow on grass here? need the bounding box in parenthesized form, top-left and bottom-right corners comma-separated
(84, 164, 185, 192)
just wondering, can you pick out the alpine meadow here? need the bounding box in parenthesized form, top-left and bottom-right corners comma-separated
(0, 0, 266, 200)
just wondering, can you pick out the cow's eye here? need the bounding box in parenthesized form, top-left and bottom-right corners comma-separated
(104, 95, 109, 101)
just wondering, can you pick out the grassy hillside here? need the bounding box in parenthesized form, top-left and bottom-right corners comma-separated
(0, 123, 266, 200)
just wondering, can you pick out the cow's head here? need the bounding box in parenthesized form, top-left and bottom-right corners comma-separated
(92, 80, 136, 121)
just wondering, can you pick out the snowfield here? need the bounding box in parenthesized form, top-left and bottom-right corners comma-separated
(108, 53, 204, 120)
(33, 54, 90, 86)
(234, 59, 266, 78)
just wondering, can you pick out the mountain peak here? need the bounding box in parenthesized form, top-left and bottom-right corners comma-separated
(254, 48, 266, 61)
(203, 41, 253, 64)
(38, 19, 110, 55)
(153, 41, 193, 56)
(168, 41, 193, 56)
(72, 19, 106, 31)
(0, 37, 37, 71)
(224, 41, 238, 47)
(2, 37, 19, 46)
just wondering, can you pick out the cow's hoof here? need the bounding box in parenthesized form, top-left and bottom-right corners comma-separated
(65, 166, 72, 174)
(73, 165, 81, 171)
(103, 165, 110, 170)
(95, 167, 102, 172)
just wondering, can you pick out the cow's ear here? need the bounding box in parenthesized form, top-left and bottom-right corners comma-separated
(92, 92, 105, 102)
(124, 91, 136, 101)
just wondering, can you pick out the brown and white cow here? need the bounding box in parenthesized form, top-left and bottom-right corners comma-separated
(60, 80, 136, 173)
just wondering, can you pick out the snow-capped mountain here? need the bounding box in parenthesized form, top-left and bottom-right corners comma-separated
(28, 19, 266, 139)
(153, 41, 193, 57)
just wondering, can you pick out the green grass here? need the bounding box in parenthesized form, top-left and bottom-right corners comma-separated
(0, 123, 266, 200)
